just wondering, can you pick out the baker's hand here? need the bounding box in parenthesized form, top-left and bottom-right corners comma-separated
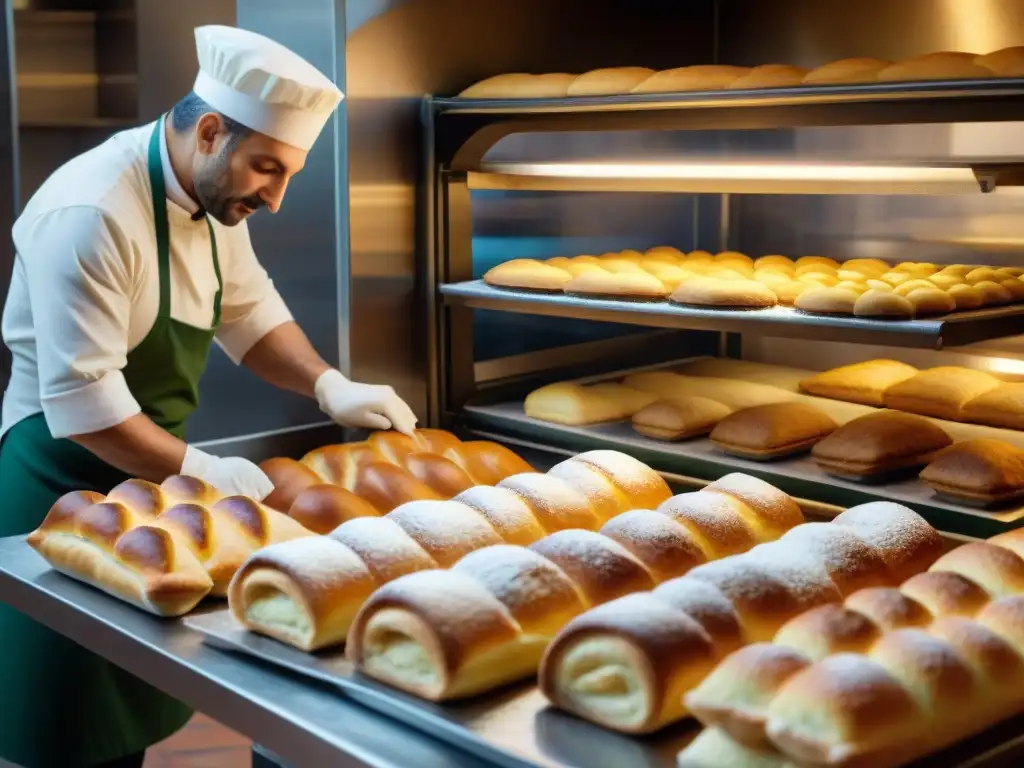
(314, 369, 418, 436)
(180, 445, 274, 500)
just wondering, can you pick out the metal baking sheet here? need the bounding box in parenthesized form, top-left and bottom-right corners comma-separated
(188, 611, 1024, 768)
(461, 401, 1024, 537)
(185, 610, 696, 768)
(441, 280, 1024, 349)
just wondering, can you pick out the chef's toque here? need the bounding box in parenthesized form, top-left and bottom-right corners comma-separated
(191, 25, 343, 151)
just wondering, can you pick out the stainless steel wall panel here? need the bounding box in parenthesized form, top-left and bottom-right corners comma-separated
(346, 0, 718, 426)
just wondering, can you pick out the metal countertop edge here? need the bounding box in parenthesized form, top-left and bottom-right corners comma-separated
(0, 538, 493, 768)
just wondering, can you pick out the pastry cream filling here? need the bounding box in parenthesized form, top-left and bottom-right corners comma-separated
(363, 614, 442, 694)
(558, 637, 649, 728)
(246, 593, 312, 646)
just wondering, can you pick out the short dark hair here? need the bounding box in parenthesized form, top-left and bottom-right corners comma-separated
(171, 92, 250, 144)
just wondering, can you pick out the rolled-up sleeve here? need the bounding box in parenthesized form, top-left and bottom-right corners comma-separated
(24, 207, 141, 438)
(214, 221, 293, 364)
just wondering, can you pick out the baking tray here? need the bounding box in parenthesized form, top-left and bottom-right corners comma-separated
(460, 400, 1024, 537)
(187, 610, 1024, 768)
(185, 610, 695, 768)
(441, 280, 1024, 350)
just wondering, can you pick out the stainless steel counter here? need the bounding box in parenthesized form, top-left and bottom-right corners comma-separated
(0, 536, 490, 768)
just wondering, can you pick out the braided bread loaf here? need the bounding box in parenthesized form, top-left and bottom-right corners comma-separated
(537, 502, 943, 734)
(344, 473, 807, 701)
(260, 429, 534, 532)
(26, 476, 314, 616)
(679, 527, 1024, 768)
(228, 450, 672, 651)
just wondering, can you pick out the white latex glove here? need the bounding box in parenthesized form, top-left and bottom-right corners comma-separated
(180, 445, 274, 501)
(314, 369, 418, 436)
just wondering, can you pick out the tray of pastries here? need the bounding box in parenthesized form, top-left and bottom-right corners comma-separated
(187, 452, 1024, 768)
(454, 47, 1024, 100)
(489, 358, 1024, 535)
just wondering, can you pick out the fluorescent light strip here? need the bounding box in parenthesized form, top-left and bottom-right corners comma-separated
(470, 162, 982, 195)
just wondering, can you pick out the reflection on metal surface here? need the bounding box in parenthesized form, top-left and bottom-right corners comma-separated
(470, 161, 988, 195)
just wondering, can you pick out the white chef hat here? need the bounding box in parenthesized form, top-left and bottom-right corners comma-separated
(192, 25, 344, 151)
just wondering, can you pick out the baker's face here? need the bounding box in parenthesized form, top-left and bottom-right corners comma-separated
(193, 113, 308, 226)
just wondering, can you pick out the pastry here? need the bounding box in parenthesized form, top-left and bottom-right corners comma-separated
(632, 397, 733, 441)
(962, 383, 1024, 431)
(539, 503, 940, 733)
(798, 359, 919, 406)
(877, 51, 996, 82)
(976, 46, 1024, 76)
(853, 290, 914, 318)
(794, 287, 859, 314)
(802, 57, 891, 85)
(458, 73, 576, 98)
(566, 67, 656, 96)
(565, 268, 669, 299)
(921, 439, 1024, 506)
(483, 259, 572, 291)
(671, 277, 777, 308)
(729, 65, 810, 89)
(632, 65, 750, 93)
(228, 450, 670, 650)
(709, 403, 838, 460)
(882, 366, 1001, 421)
(347, 475, 805, 702)
(524, 382, 634, 425)
(811, 410, 953, 480)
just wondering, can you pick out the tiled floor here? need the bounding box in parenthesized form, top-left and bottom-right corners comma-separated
(143, 715, 252, 767)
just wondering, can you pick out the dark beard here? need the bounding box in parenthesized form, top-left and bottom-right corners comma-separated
(194, 150, 264, 226)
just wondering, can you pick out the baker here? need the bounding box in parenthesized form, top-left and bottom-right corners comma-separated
(0, 25, 416, 768)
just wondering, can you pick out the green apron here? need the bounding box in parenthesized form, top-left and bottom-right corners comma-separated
(0, 118, 224, 767)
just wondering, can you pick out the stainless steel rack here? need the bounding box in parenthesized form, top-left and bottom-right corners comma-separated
(441, 280, 1024, 349)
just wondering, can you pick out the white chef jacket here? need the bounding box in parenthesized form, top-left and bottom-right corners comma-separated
(0, 120, 294, 440)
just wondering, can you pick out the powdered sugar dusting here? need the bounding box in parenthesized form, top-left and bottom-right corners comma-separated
(657, 492, 758, 557)
(452, 545, 584, 629)
(569, 450, 669, 506)
(248, 536, 371, 592)
(498, 474, 600, 532)
(737, 541, 842, 606)
(599, 510, 707, 580)
(330, 517, 437, 583)
(388, 500, 503, 567)
(530, 530, 656, 606)
(652, 577, 744, 650)
(833, 502, 942, 581)
(781, 523, 893, 594)
(452, 486, 547, 544)
(706, 473, 803, 534)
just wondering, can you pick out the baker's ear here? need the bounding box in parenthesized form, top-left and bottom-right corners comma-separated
(195, 113, 224, 155)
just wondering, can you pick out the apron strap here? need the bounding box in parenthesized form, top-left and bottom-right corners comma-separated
(146, 119, 172, 320)
(147, 116, 223, 329)
(206, 216, 223, 328)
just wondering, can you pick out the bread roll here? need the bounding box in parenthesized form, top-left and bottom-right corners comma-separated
(811, 410, 953, 480)
(729, 65, 809, 89)
(349, 475, 804, 703)
(458, 73, 576, 98)
(977, 46, 1024, 76)
(444, 441, 535, 486)
(921, 438, 1024, 505)
(877, 51, 995, 82)
(260, 458, 322, 512)
(632, 397, 733, 441)
(565, 268, 669, 299)
(802, 57, 891, 85)
(585, 383, 659, 412)
(524, 382, 633, 425)
(27, 476, 317, 612)
(905, 287, 956, 316)
(883, 366, 1001, 421)
(799, 359, 918, 406)
(483, 259, 572, 291)
(709, 403, 837, 460)
(947, 283, 985, 311)
(541, 503, 939, 733)
(794, 287, 859, 315)
(671, 277, 778, 308)
(754, 255, 795, 272)
(632, 65, 750, 93)
(622, 372, 797, 411)
(794, 256, 840, 271)
(975, 280, 1014, 306)
(567, 67, 655, 96)
(962, 383, 1024, 431)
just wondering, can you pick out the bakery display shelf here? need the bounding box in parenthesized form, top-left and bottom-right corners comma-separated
(0, 536, 491, 768)
(460, 401, 1024, 538)
(440, 280, 1024, 349)
(186, 609, 1024, 768)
